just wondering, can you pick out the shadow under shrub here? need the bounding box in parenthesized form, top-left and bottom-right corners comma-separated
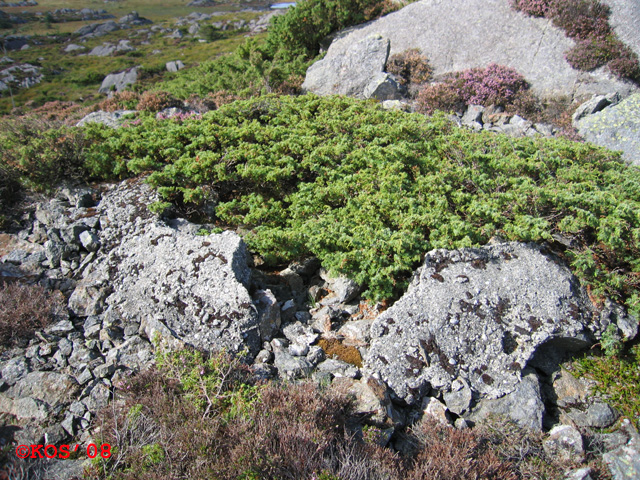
(0, 283, 65, 351)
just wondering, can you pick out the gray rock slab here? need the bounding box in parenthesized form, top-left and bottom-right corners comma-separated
(98, 67, 139, 94)
(604, 444, 640, 480)
(364, 242, 612, 405)
(76, 110, 136, 128)
(101, 182, 260, 356)
(305, 0, 637, 100)
(303, 34, 401, 100)
(576, 94, 640, 166)
(7, 371, 80, 406)
(469, 372, 545, 430)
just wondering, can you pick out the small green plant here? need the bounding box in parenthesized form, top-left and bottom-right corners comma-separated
(600, 323, 623, 357)
(148, 201, 172, 216)
(141, 443, 165, 469)
(155, 347, 260, 419)
(572, 344, 640, 428)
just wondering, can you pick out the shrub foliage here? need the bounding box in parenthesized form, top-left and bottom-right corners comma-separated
(0, 94, 631, 312)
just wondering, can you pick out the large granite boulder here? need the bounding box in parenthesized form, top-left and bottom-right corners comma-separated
(302, 34, 403, 100)
(364, 242, 633, 405)
(575, 94, 640, 166)
(304, 0, 637, 100)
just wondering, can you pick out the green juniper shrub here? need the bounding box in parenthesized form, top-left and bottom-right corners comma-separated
(59, 94, 640, 315)
(161, 0, 403, 98)
(0, 117, 91, 191)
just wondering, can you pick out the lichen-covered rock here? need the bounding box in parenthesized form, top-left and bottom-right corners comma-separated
(365, 242, 623, 405)
(576, 94, 640, 166)
(76, 110, 136, 128)
(100, 181, 260, 357)
(544, 425, 585, 463)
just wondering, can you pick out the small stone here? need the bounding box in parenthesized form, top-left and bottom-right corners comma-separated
(543, 425, 584, 463)
(1, 357, 30, 386)
(75, 368, 93, 385)
(288, 342, 309, 357)
(58, 337, 73, 357)
(422, 397, 450, 425)
(306, 345, 325, 366)
(39, 343, 53, 357)
(69, 401, 86, 417)
(79, 230, 100, 252)
(45, 320, 75, 335)
(316, 358, 359, 379)
(282, 322, 318, 348)
(93, 363, 115, 378)
(443, 377, 473, 415)
(568, 402, 618, 429)
(254, 349, 273, 364)
(566, 467, 593, 480)
(61, 414, 76, 436)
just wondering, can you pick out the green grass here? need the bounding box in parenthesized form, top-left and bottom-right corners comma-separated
(0, 6, 262, 113)
(570, 344, 640, 429)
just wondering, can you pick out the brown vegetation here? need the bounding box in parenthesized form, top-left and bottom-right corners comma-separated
(0, 282, 64, 350)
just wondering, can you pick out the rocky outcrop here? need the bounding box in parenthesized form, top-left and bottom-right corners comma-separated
(74, 20, 120, 40)
(166, 60, 185, 72)
(98, 66, 139, 94)
(89, 40, 135, 57)
(575, 93, 640, 166)
(304, 0, 637, 100)
(302, 34, 403, 100)
(0, 62, 42, 91)
(118, 11, 152, 26)
(75, 110, 137, 128)
(364, 242, 634, 405)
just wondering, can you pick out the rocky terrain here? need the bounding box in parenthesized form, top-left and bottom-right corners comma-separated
(2, 0, 640, 479)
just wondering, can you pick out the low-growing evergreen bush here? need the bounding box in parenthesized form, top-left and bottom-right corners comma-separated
(46, 94, 640, 314)
(161, 0, 402, 98)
